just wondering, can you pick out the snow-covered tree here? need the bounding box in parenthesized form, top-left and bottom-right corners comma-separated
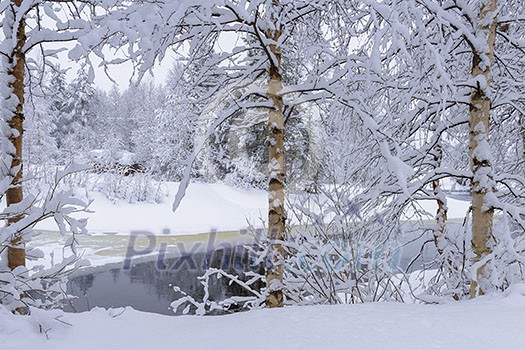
(24, 81, 59, 179)
(337, 0, 525, 298)
(0, 0, 139, 312)
(151, 65, 195, 181)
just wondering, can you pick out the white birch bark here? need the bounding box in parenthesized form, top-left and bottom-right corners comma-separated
(469, 0, 498, 297)
(266, 0, 286, 308)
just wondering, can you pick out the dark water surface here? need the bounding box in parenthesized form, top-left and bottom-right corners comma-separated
(66, 246, 263, 315)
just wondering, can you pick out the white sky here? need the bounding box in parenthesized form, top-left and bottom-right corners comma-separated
(97, 49, 177, 91)
(84, 32, 239, 91)
(64, 50, 176, 92)
(25, 39, 176, 92)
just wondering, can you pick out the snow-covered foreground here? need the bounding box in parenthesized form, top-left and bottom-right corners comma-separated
(3, 288, 525, 350)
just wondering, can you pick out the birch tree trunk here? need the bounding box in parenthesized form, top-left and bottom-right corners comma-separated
(520, 115, 525, 166)
(469, 0, 497, 298)
(6, 0, 26, 270)
(265, 1, 285, 308)
(432, 141, 448, 255)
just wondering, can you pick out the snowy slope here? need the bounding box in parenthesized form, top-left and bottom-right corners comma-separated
(2, 287, 525, 350)
(35, 182, 268, 235)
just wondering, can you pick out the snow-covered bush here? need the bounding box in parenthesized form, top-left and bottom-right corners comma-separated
(77, 149, 167, 204)
(170, 183, 409, 315)
(89, 171, 167, 204)
(171, 267, 266, 315)
(282, 195, 405, 304)
(421, 211, 525, 301)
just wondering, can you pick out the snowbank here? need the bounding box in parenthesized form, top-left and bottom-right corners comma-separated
(35, 182, 268, 235)
(33, 182, 470, 236)
(2, 288, 525, 350)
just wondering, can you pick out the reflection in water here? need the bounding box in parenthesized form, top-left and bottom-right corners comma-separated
(66, 246, 263, 315)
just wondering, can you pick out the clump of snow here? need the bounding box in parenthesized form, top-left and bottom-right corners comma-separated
(88, 149, 137, 166)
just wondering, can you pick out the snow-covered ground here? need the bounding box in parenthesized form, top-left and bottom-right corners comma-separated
(34, 181, 471, 235)
(3, 287, 525, 350)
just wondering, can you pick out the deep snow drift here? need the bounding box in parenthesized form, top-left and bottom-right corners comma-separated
(2, 287, 525, 350)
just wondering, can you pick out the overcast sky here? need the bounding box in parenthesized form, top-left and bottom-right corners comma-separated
(74, 51, 176, 91)
(91, 53, 176, 91)
(48, 41, 177, 92)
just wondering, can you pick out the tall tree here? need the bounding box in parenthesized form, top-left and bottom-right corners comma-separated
(0, 0, 138, 311)
(354, 0, 525, 298)
(265, 0, 285, 307)
(4, 0, 26, 271)
(153, 65, 195, 181)
(24, 78, 59, 175)
(469, 0, 498, 297)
